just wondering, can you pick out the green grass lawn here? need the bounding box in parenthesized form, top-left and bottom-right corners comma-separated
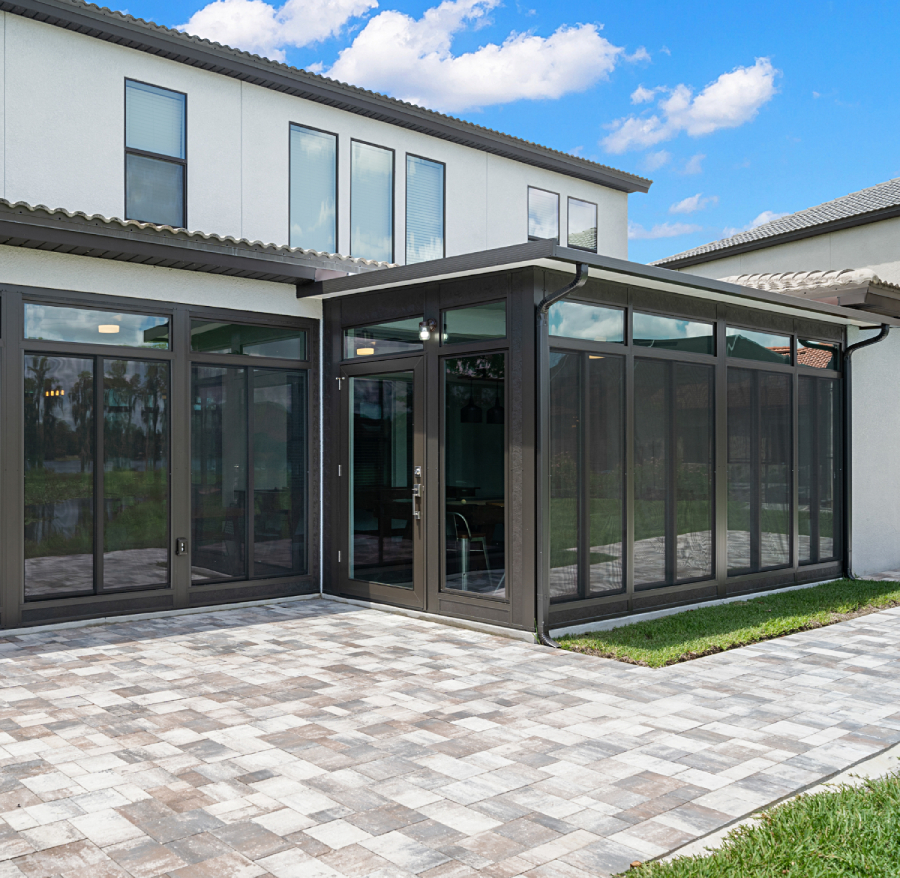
(559, 578, 900, 667)
(620, 770, 900, 877)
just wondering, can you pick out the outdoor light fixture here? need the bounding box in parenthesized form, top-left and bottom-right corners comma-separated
(418, 319, 437, 341)
(98, 325, 120, 334)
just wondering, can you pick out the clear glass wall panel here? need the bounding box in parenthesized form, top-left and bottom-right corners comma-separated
(191, 366, 248, 582)
(798, 339, 839, 370)
(587, 355, 625, 595)
(726, 327, 791, 364)
(290, 125, 337, 252)
(350, 372, 414, 588)
(126, 80, 185, 158)
(191, 321, 307, 359)
(444, 354, 506, 597)
(103, 360, 169, 591)
(125, 153, 184, 228)
(25, 304, 169, 348)
(24, 355, 95, 598)
(253, 369, 308, 577)
(443, 301, 506, 344)
(351, 141, 393, 263)
(568, 198, 597, 252)
(528, 187, 558, 240)
(406, 155, 444, 264)
(549, 300, 624, 343)
(344, 318, 423, 358)
(633, 313, 715, 355)
(799, 377, 838, 564)
(548, 352, 580, 601)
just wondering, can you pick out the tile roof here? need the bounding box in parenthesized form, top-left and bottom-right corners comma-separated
(720, 268, 900, 296)
(655, 177, 900, 267)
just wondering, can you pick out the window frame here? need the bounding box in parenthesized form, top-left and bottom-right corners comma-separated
(123, 78, 188, 229)
(527, 185, 560, 243)
(350, 138, 396, 264)
(288, 122, 339, 253)
(405, 152, 447, 265)
(566, 196, 598, 253)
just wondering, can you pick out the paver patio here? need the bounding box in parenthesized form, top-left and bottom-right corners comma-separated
(0, 599, 899, 877)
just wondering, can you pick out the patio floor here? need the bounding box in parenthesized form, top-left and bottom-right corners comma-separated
(0, 599, 899, 877)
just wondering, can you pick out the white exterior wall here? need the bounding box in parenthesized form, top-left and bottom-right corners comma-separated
(0, 13, 629, 263)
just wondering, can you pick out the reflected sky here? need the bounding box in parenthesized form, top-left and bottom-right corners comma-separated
(25, 304, 169, 348)
(549, 300, 624, 343)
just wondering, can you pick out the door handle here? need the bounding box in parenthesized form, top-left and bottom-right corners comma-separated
(412, 483, 424, 518)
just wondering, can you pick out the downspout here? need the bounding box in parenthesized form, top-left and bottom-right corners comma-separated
(843, 323, 891, 580)
(535, 263, 590, 648)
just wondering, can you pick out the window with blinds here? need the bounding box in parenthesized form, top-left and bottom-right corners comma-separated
(528, 187, 559, 241)
(125, 80, 186, 228)
(290, 125, 337, 253)
(568, 197, 598, 252)
(406, 155, 444, 264)
(351, 141, 394, 263)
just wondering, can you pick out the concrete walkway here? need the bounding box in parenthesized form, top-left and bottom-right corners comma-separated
(0, 600, 899, 877)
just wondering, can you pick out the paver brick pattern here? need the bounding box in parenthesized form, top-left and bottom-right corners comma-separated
(0, 600, 899, 877)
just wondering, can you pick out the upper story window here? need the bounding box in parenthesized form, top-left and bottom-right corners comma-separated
(528, 186, 559, 242)
(290, 125, 337, 253)
(406, 155, 444, 264)
(351, 140, 393, 263)
(567, 197, 597, 252)
(125, 80, 186, 229)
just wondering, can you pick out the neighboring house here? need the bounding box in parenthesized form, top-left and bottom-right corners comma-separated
(0, 0, 890, 638)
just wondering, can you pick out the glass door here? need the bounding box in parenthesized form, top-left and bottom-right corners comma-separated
(340, 357, 425, 608)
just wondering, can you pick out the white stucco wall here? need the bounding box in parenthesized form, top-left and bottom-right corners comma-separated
(674, 216, 900, 285)
(0, 12, 630, 263)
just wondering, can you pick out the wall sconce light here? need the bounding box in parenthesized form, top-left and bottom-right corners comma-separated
(418, 319, 438, 342)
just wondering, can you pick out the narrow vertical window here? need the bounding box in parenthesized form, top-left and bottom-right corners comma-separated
(351, 141, 394, 263)
(125, 80, 186, 228)
(528, 187, 559, 241)
(567, 198, 597, 252)
(406, 155, 444, 264)
(290, 125, 337, 253)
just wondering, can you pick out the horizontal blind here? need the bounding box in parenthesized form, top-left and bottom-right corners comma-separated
(528, 187, 558, 241)
(406, 155, 444, 264)
(568, 198, 597, 252)
(290, 125, 337, 252)
(126, 80, 185, 159)
(351, 141, 393, 263)
(125, 153, 184, 228)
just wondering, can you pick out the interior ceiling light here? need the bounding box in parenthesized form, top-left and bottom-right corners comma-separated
(357, 347, 375, 356)
(98, 325, 120, 333)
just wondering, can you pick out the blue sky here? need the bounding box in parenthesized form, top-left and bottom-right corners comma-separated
(123, 0, 900, 263)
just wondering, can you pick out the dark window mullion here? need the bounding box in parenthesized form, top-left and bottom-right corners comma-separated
(94, 360, 104, 595)
(809, 380, 822, 564)
(665, 362, 677, 585)
(750, 372, 761, 571)
(247, 368, 255, 580)
(578, 353, 589, 600)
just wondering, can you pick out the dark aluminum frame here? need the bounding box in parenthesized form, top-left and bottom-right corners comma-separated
(527, 186, 560, 243)
(350, 139, 396, 264)
(288, 122, 339, 254)
(566, 196, 598, 254)
(404, 153, 447, 265)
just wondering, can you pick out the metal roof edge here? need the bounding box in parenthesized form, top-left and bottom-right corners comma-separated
(3, 0, 652, 194)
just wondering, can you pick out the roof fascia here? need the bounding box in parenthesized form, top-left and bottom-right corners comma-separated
(4, 0, 650, 194)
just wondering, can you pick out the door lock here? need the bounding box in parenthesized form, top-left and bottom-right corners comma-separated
(175, 537, 187, 556)
(413, 467, 424, 519)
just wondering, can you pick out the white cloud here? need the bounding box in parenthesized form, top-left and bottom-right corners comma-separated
(625, 46, 651, 63)
(643, 150, 671, 171)
(631, 84, 660, 104)
(669, 193, 718, 215)
(324, 0, 624, 113)
(723, 209, 788, 237)
(179, 0, 377, 60)
(682, 153, 705, 175)
(628, 221, 702, 240)
(603, 58, 779, 153)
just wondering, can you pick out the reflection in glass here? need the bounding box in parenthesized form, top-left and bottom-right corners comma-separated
(443, 301, 506, 344)
(253, 370, 308, 577)
(125, 153, 185, 228)
(528, 187, 559, 240)
(568, 198, 598, 252)
(726, 327, 791, 364)
(727, 369, 791, 573)
(350, 372, 415, 588)
(103, 360, 169, 591)
(634, 360, 667, 586)
(798, 339, 839, 370)
(406, 155, 444, 264)
(24, 355, 95, 598)
(799, 377, 839, 564)
(191, 366, 248, 582)
(190, 321, 307, 359)
(351, 141, 393, 263)
(444, 355, 506, 596)
(25, 304, 169, 348)
(633, 313, 714, 355)
(549, 300, 624, 344)
(290, 124, 337, 252)
(344, 318, 423, 358)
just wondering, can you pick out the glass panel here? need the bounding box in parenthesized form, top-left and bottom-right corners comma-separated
(528, 187, 558, 240)
(587, 355, 625, 596)
(126, 80, 185, 159)
(351, 141, 393, 263)
(191, 366, 248, 582)
(191, 321, 307, 359)
(800, 377, 839, 564)
(103, 360, 169, 591)
(344, 318, 423, 359)
(727, 369, 791, 573)
(549, 300, 624, 343)
(406, 155, 444, 264)
(442, 301, 506, 344)
(726, 327, 791, 364)
(290, 125, 336, 253)
(350, 372, 414, 588)
(568, 198, 597, 252)
(253, 370, 308, 577)
(444, 354, 506, 596)
(125, 153, 184, 228)
(798, 339, 840, 370)
(633, 313, 715, 354)
(549, 352, 580, 601)
(24, 355, 95, 599)
(25, 304, 169, 348)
